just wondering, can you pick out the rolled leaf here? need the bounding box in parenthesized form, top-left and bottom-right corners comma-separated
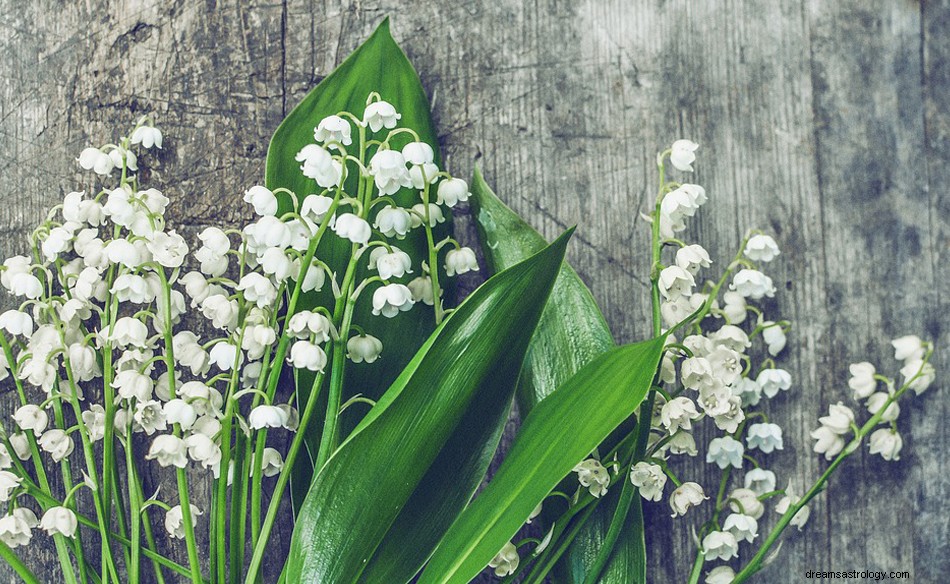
(285, 230, 573, 583)
(472, 169, 645, 583)
(417, 337, 665, 584)
(264, 18, 452, 507)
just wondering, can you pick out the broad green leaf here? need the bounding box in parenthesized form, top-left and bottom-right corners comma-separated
(417, 337, 665, 584)
(471, 167, 614, 414)
(471, 169, 645, 583)
(264, 18, 452, 508)
(285, 231, 573, 583)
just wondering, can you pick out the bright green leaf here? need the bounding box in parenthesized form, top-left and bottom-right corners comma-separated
(264, 18, 452, 508)
(418, 336, 665, 584)
(471, 168, 646, 583)
(285, 231, 574, 583)
(471, 167, 614, 414)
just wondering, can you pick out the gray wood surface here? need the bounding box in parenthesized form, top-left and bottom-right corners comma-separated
(0, 1, 947, 582)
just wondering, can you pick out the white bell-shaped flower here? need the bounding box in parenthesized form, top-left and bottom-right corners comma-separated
(164, 504, 202, 539)
(669, 482, 706, 517)
(761, 321, 787, 356)
(701, 530, 738, 561)
(866, 392, 900, 423)
(244, 186, 278, 216)
(674, 244, 712, 275)
(13, 405, 48, 435)
(287, 311, 332, 342)
(200, 295, 239, 330)
(163, 399, 198, 430)
(706, 436, 744, 469)
(288, 341, 328, 372)
(78, 147, 114, 176)
(0, 310, 33, 337)
(891, 334, 925, 362)
(629, 462, 667, 502)
(237, 273, 278, 308)
(9, 272, 43, 299)
(730, 269, 776, 300)
(248, 405, 288, 430)
(810, 425, 845, 461)
(184, 433, 222, 475)
(488, 542, 519, 577)
(658, 266, 695, 300)
(134, 400, 167, 435)
(260, 447, 285, 477)
(669, 139, 699, 171)
(369, 247, 413, 280)
(728, 487, 764, 519)
(362, 100, 401, 133)
(371, 284, 414, 318)
(900, 358, 936, 395)
(847, 362, 877, 400)
(296, 144, 343, 188)
(148, 231, 189, 268)
(755, 368, 791, 398)
(113, 369, 154, 402)
(131, 125, 163, 149)
(407, 276, 435, 306)
(723, 513, 758, 543)
(368, 149, 412, 196)
(333, 213, 372, 245)
(660, 397, 702, 433)
(706, 566, 736, 584)
(410, 203, 445, 228)
(745, 234, 780, 262)
(146, 434, 188, 468)
(445, 247, 479, 277)
(868, 428, 903, 461)
(314, 115, 352, 146)
(300, 195, 335, 226)
(746, 423, 784, 453)
(82, 406, 107, 442)
(573, 459, 610, 498)
(436, 178, 470, 207)
(39, 507, 78, 538)
(347, 334, 383, 364)
(38, 429, 74, 462)
(743, 468, 776, 496)
(818, 402, 854, 434)
(0, 508, 35, 548)
(374, 207, 412, 239)
(0, 471, 22, 503)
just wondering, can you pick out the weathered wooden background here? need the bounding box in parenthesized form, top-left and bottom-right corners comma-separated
(0, 0, 947, 582)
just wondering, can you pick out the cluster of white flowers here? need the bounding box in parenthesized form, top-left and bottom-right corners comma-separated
(811, 335, 935, 463)
(0, 96, 478, 560)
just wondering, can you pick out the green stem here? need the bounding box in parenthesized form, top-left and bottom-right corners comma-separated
(0, 540, 42, 584)
(243, 366, 328, 583)
(732, 366, 927, 583)
(0, 335, 80, 584)
(124, 431, 142, 583)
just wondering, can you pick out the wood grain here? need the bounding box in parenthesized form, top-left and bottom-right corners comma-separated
(0, 1, 946, 582)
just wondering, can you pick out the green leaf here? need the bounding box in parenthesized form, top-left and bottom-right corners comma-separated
(285, 230, 573, 583)
(470, 167, 614, 414)
(417, 337, 665, 584)
(264, 18, 452, 508)
(471, 169, 646, 583)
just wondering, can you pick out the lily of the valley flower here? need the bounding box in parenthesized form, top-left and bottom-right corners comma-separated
(573, 458, 610, 498)
(347, 334, 383, 364)
(39, 507, 78, 538)
(669, 139, 699, 171)
(701, 530, 739, 561)
(487, 541, 519, 577)
(669, 482, 707, 517)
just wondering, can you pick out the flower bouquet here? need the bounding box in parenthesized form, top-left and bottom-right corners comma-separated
(0, 19, 936, 584)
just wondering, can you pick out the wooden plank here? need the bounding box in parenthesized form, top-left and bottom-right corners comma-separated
(0, 0, 946, 582)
